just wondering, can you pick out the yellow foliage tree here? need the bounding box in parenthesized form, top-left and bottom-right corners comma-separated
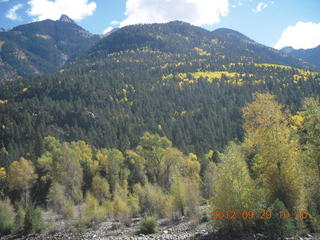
(297, 98, 320, 213)
(137, 132, 172, 184)
(71, 141, 99, 191)
(242, 93, 306, 211)
(52, 143, 83, 203)
(159, 148, 184, 190)
(0, 167, 6, 180)
(7, 158, 37, 206)
(91, 174, 111, 203)
(0, 167, 6, 198)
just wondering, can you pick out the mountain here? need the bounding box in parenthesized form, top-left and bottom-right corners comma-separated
(59, 14, 75, 24)
(84, 22, 313, 70)
(281, 45, 320, 69)
(0, 15, 100, 82)
(281, 46, 295, 54)
(0, 21, 319, 162)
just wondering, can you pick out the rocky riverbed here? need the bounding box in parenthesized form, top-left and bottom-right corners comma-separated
(2, 217, 320, 240)
(2, 217, 209, 240)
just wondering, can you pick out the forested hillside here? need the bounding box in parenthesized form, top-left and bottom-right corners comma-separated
(0, 21, 319, 164)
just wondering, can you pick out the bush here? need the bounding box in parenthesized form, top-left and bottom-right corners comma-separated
(307, 209, 320, 233)
(127, 195, 140, 217)
(169, 175, 201, 222)
(47, 182, 75, 218)
(265, 199, 294, 239)
(0, 199, 15, 235)
(139, 215, 158, 234)
(74, 221, 88, 233)
(102, 200, 113, 218)
(63, 200, 75, 219)
(81, 192, 107, 224)
(112, 196, 131, 226)
(138, 183, 168, 217)
(24, 206, 43, 233)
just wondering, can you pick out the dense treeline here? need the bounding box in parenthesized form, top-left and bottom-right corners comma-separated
(0, 52, 319, 165)
(0, 93, 319, 238)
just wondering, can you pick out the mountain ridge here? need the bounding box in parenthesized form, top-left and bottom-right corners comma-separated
(281, 45, 320, 69)
(0, 15, 100, 82)
(1, 19, 319, 83)
(81, 21, 315, 72)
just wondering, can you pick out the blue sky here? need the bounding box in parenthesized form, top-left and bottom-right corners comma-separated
(0, 0, 320, 49)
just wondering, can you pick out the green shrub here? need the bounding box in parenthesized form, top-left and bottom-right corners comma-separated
(75, 221, 88, 233)
(139, 215, 158, 234)
(265, 199, 294, 239)
(308, 211, 320, 233)
(24, 206, 43, 233)
(47, 183, 65, 210)
(138, 183, 168, 217)
(47, 182, 75, 219)
(0, 199, 15, 235)
(62, 200, 75, 219)
(200, 213, 210, 223)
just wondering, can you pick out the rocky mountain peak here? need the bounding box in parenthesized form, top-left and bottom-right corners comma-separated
(59, 14, 74, 24)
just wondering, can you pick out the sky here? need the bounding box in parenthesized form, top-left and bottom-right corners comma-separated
(0, 0, 319, 50)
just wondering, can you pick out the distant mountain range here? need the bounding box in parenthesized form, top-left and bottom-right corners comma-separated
(0, 16, 319, 83)
(0, 15, 101, 82)
(281, 45, 320, 69)
(84, 21, 316, 69)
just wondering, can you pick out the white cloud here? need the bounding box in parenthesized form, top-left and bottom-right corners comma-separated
(103, 26, 113, 34)
(110, 20, 120, 25)
(253, 2, 268, 13)
(1, 0, 10, 3)
(6, 3, 23, 21)
(274, 22, 320, 49)
(232, 0, 242, 8)
(119, 0, 229, 27)
(27, 0, 96, 21)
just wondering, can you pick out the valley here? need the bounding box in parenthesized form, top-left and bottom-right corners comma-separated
(0, 16, 319, 240)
